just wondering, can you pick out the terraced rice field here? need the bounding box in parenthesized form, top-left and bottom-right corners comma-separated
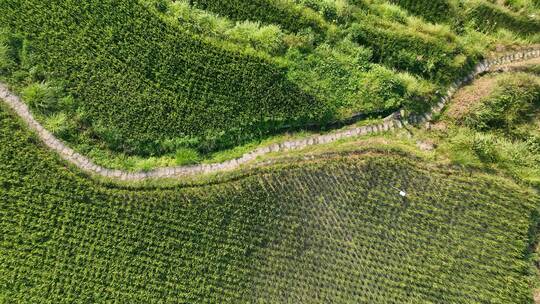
(2, 0, 540, 302)
(1, 105, 538, 303)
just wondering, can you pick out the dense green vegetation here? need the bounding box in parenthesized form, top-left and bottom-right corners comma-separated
(1, 100, 539, 302)
(390, 0, 456, 23)
(389, 0, 540, 32)
(1, 1, 540, 302)
(348, 16, 473, 84)
(468, 1, 540, 34)
(1, 0, 538, 164)
(0, 0, 324, 157)
(192, 0, 328, 34)
(463, 73, 540, 134)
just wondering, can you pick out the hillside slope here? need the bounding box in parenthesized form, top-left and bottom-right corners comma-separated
(1, 0, 538, 161)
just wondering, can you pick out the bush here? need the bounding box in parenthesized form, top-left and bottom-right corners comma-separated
(43, 112, 69, 136)
(21, 82, 60, 114)
(251, 24, 285, 53)
(359, 65, 406, 111)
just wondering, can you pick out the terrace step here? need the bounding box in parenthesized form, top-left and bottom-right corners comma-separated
(1, 47, 539, 181)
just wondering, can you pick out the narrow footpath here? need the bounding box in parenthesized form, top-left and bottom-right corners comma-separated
(1, 48, 539, 181)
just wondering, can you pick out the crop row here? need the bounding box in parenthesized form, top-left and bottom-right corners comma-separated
(250, 159, 535, 303)
(192, 0, 328, 34)
(348, 19, 475, 84)
(0, 104, 537, 303)
(467, 1, 540, 34)
(0, 0, 326, 155)
(390, 0, 455, 23)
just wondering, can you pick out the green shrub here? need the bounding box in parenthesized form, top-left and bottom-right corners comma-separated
(226, 21, 262, 45)
(58, 95, 76, 111)
(359, 65, 406, 111)
(21, 82, 60, 114)
(250, 24, 285, 53)
(43, 112, 69, 136)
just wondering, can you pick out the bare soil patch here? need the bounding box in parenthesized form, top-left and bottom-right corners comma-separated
(447, 57, 540, 120)
(446, 75, 499, 120)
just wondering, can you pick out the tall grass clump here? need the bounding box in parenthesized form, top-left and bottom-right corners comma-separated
(464, 73, 540, 134)
(21, 82, 61, 115)
(192, 0, 328, 34)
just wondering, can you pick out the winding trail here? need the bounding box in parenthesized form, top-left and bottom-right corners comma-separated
(1, 48, 540, 181)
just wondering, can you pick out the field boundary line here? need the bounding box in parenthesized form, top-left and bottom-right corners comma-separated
(1, 47, 540, 181)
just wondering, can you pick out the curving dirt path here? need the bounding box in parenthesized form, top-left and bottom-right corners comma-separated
(1, 48, 539, 181)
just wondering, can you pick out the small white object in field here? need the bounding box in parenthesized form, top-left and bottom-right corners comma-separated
(390, 185, 407, 197)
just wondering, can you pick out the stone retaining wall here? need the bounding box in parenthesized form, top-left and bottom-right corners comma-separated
(1, 47, 539, 181)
